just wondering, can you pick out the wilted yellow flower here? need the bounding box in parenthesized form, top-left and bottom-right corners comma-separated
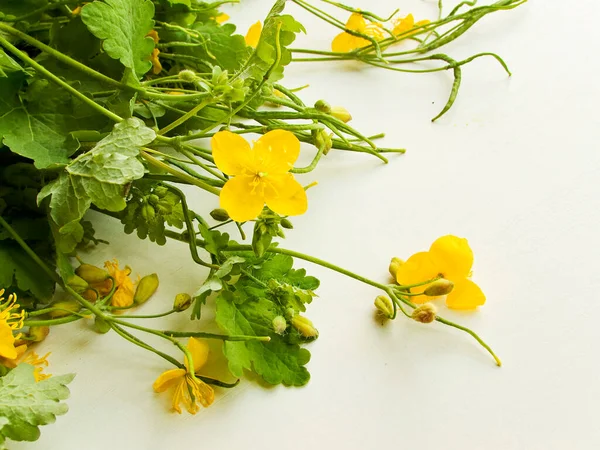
(0, 290, 24, 360)
(395, 235, 486, 309)
(212, 130, 308, 222)
(104, 260, 136, 308)
(153, 338, 215, 414)
(392, 14, 430, 38)
(245, 21, 262, 48)
(331, 13, 385, 52)
(146, 30, 162, 74)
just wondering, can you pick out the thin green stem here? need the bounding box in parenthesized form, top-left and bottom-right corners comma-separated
(116, 309, 178, 319)
(163, 331, 271, 342)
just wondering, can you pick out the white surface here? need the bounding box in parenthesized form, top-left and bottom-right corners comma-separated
(14, 0, 600, 449)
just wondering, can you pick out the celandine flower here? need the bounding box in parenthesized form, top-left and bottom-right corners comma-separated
(392, 14, 430, 38)
(0, 289, 24, 360)
(104, 260, 136, 307)
(395, 235, 486, 309)
(332, 13, 385, 52)
(245, 21, 262, 47)
(153, 338, 215, 414)
(212, 130, 308, 222)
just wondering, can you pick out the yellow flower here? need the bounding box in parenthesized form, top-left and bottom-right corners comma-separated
(245, 21, 262, 48)
(153, 338, 215, 414)
(395, 235, 486, 309)
(392, 14, 430, 38)
(331, 12, 385, 53)
(0, 290, 24, 360)
(215, 13, 229, 24)
(212, 130, 308, 222)
(146, 30, 162, 75)
(103, 260, 136, 308)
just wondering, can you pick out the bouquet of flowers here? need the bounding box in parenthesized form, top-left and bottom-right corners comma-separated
(0, 0, 523, 447)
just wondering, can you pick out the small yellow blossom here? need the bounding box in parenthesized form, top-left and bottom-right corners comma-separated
(104, 260, 136, 308)
(392, 14, 430, 38)
(0, 290, 24, 360)
(331, 13, 385, 53)
(146, 30, 162, 74)
(395, 235, 486, 309)
(215, 13, 229, 24)
(212, 130, 308, 222)
(245, 21, 262, 48)
(153, 338, 215, 414)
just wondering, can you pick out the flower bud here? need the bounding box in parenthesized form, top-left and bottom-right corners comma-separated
(27, 326, 50, 342)
(330, 106, 352, 123)
(411, 303, 437, 324)
(388, 257, 404, 279)
(133, 273, 159, 304)
(76, 263, 110, 284)
(314, 99, 331, 113)
(179, 69, 197, 82)
(424, 279, 454, 297)
(272, 315, 287, 335)
(280, 218, 294, 229)
(210, 208, 230, 222)
(374, 295, 394, 318)
(66, 274, 89, 293)
(174, 293, 192, 311)
(48, 301, 81, 318)
(94, 316, 111, 334)
(291, 315, 319, 338)
(82, 289, 99, 302)
(314, 129, 333, 155)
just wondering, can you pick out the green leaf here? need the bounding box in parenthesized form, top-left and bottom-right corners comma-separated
(0, 241, 55, 301)
(254, 254, 320, 291)
(81, 0, 156, 78)
(38, 118, 156, 237)
(214, 256, 245, 279)
(189, 22, 251, 72)
(0, 364, 74, 448)
(198, 222, 230, 257)
(216, 292, 311, 386)
(0, 49, 23, 78)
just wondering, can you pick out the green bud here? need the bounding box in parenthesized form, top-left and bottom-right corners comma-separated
(272, 316, 287, 335)
(134, 273, 159, 304)
(280, 218, 293, 229)
(314, 129, 333, 155)
(66, 274, 89, 293)
(314, 99, 331, 113)
(94, 316, 111, 334)
(424, 279, 454, 297)
(330, 106, 352, 123)
(76, 263, 109, 284)
(153, 186, 169, 197)
(411, 303, 437, 324)
(388, 257, 404, 279)
(174, 293, 192, 311)
(179, 69, 197, 82)
(291, 315, 319, 338)
(141, 204, 156, 221)
(27, 326, 50, 342)
(374, 295, 394, 318)
(210, 208, 230, 221)
(48, 301, 81, 319)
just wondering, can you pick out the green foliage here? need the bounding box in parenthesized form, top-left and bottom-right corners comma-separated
(0, 364, 74, 449)
(81, 0, 156, 79)
(38, 118, 156, 242)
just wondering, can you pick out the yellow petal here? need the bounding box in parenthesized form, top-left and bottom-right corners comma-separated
(245, 21, 262, 48)
(345, 12, 367, 32)
(215, 13, 229, 24)
(252, 130, 300, 174)
(264, 174, 308, 217)
(153, 368, 186, 392)
(428, 235, 474, 281)
(395, 251, 438, 296)
(393, 14, 415, 36)
(212, 131, 252, 176)
(446, 279, 486, 310)
(331, 32, 371, 52)
(187, 375, 215, 409)
(220, 175, 265, 222)
(0, 320, 17, 359)
(186, 337, 210, 373)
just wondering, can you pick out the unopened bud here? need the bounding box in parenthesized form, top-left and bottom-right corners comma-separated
(82, 289, 99, 302)
(94, 316, 111, 334)
(66, 274, 89, 293)
(27, 326, 50, 342)
(374, 295, 394, 318)
(48, 301, 81, 318)
(174, 293, 192, 311)
(388, 257, 404, 279)
(314, 99, 331, 113)
(424, 279, 454, 297)
(272, 315, 287, 335)
(314, 129, 333, 155)
(76, 263, 110, 284)
(291, 315, 319, 338)
(330, 106, 352, 123)
(280, 218, 294, 229)
(411, 303, 437, 324)
(210, 208, 230, 221)
(179, 69, 197, 82)
(134, 273, 159, 304)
